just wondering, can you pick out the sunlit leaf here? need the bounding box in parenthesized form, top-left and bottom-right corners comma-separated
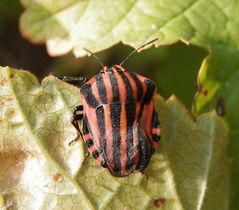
(20, 0, 234, 57)
(0, 67, 230, 210)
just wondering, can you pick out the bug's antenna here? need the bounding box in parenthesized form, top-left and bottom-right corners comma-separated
(83, 48, 105, 69)
(120, 38, 158, 66)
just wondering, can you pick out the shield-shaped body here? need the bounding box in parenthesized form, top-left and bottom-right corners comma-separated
(80, 65, 160, 177)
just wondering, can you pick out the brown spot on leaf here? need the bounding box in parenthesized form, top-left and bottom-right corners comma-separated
(0, 78, 7, 85)
(216, 97, 225, 116)
(9, 73, 14, 79)
(53, 172, 64, 182)
(154, 198, 165, 208)
(0, 151, 28, 188)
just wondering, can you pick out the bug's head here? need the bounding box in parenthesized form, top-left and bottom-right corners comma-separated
(100, 66, 110, 73)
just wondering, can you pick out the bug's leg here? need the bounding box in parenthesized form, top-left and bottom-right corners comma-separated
(71, 105, 83, 133)
(59, 76, 88, 87)
(73, 105, 83, 114)
(69, 105, 84, 145)
(70, 114, 83, 135)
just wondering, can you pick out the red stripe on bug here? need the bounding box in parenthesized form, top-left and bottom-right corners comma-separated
(102, 72, 113, 103)
(137, 75, 148, 99)
(83, 78, 103, 150)
(113, 67, 128, 176)
(87, 147, 94, 154)
(103, 105, 114, 171)
(91, 77, 101, 103)
(132, 103, 141, 169)
(120, 103, 127, 176)
(123, 69, 143, 170)
(82, 77, 100, 148)
(143, 89, 158, 147)
(83, 133, 92, 141)
(113, 67, 127, 101)
(113, 68, 127, 176)
(84, 107, 101, 149)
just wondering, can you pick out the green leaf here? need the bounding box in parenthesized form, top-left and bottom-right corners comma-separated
(193, 48, 239, 209)
(0, 67, 230, 210)
(19, 0, 233, 57)
(0, 66, 85, 175)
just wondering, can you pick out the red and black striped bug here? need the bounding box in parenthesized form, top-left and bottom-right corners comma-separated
(63, 38, 160, 177)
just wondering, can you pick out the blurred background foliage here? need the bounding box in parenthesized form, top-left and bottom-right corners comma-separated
(0, 0, 207, 110)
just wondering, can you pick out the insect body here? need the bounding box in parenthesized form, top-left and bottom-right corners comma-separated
(68, 38, 160, 177)
(71, 65, 160, 177)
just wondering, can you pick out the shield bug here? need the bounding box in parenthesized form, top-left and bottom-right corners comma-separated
(63, 38, 160, 177)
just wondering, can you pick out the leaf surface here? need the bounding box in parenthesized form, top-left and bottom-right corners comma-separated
(0, 67, 230, 210)
(19, 0, 233, 56)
